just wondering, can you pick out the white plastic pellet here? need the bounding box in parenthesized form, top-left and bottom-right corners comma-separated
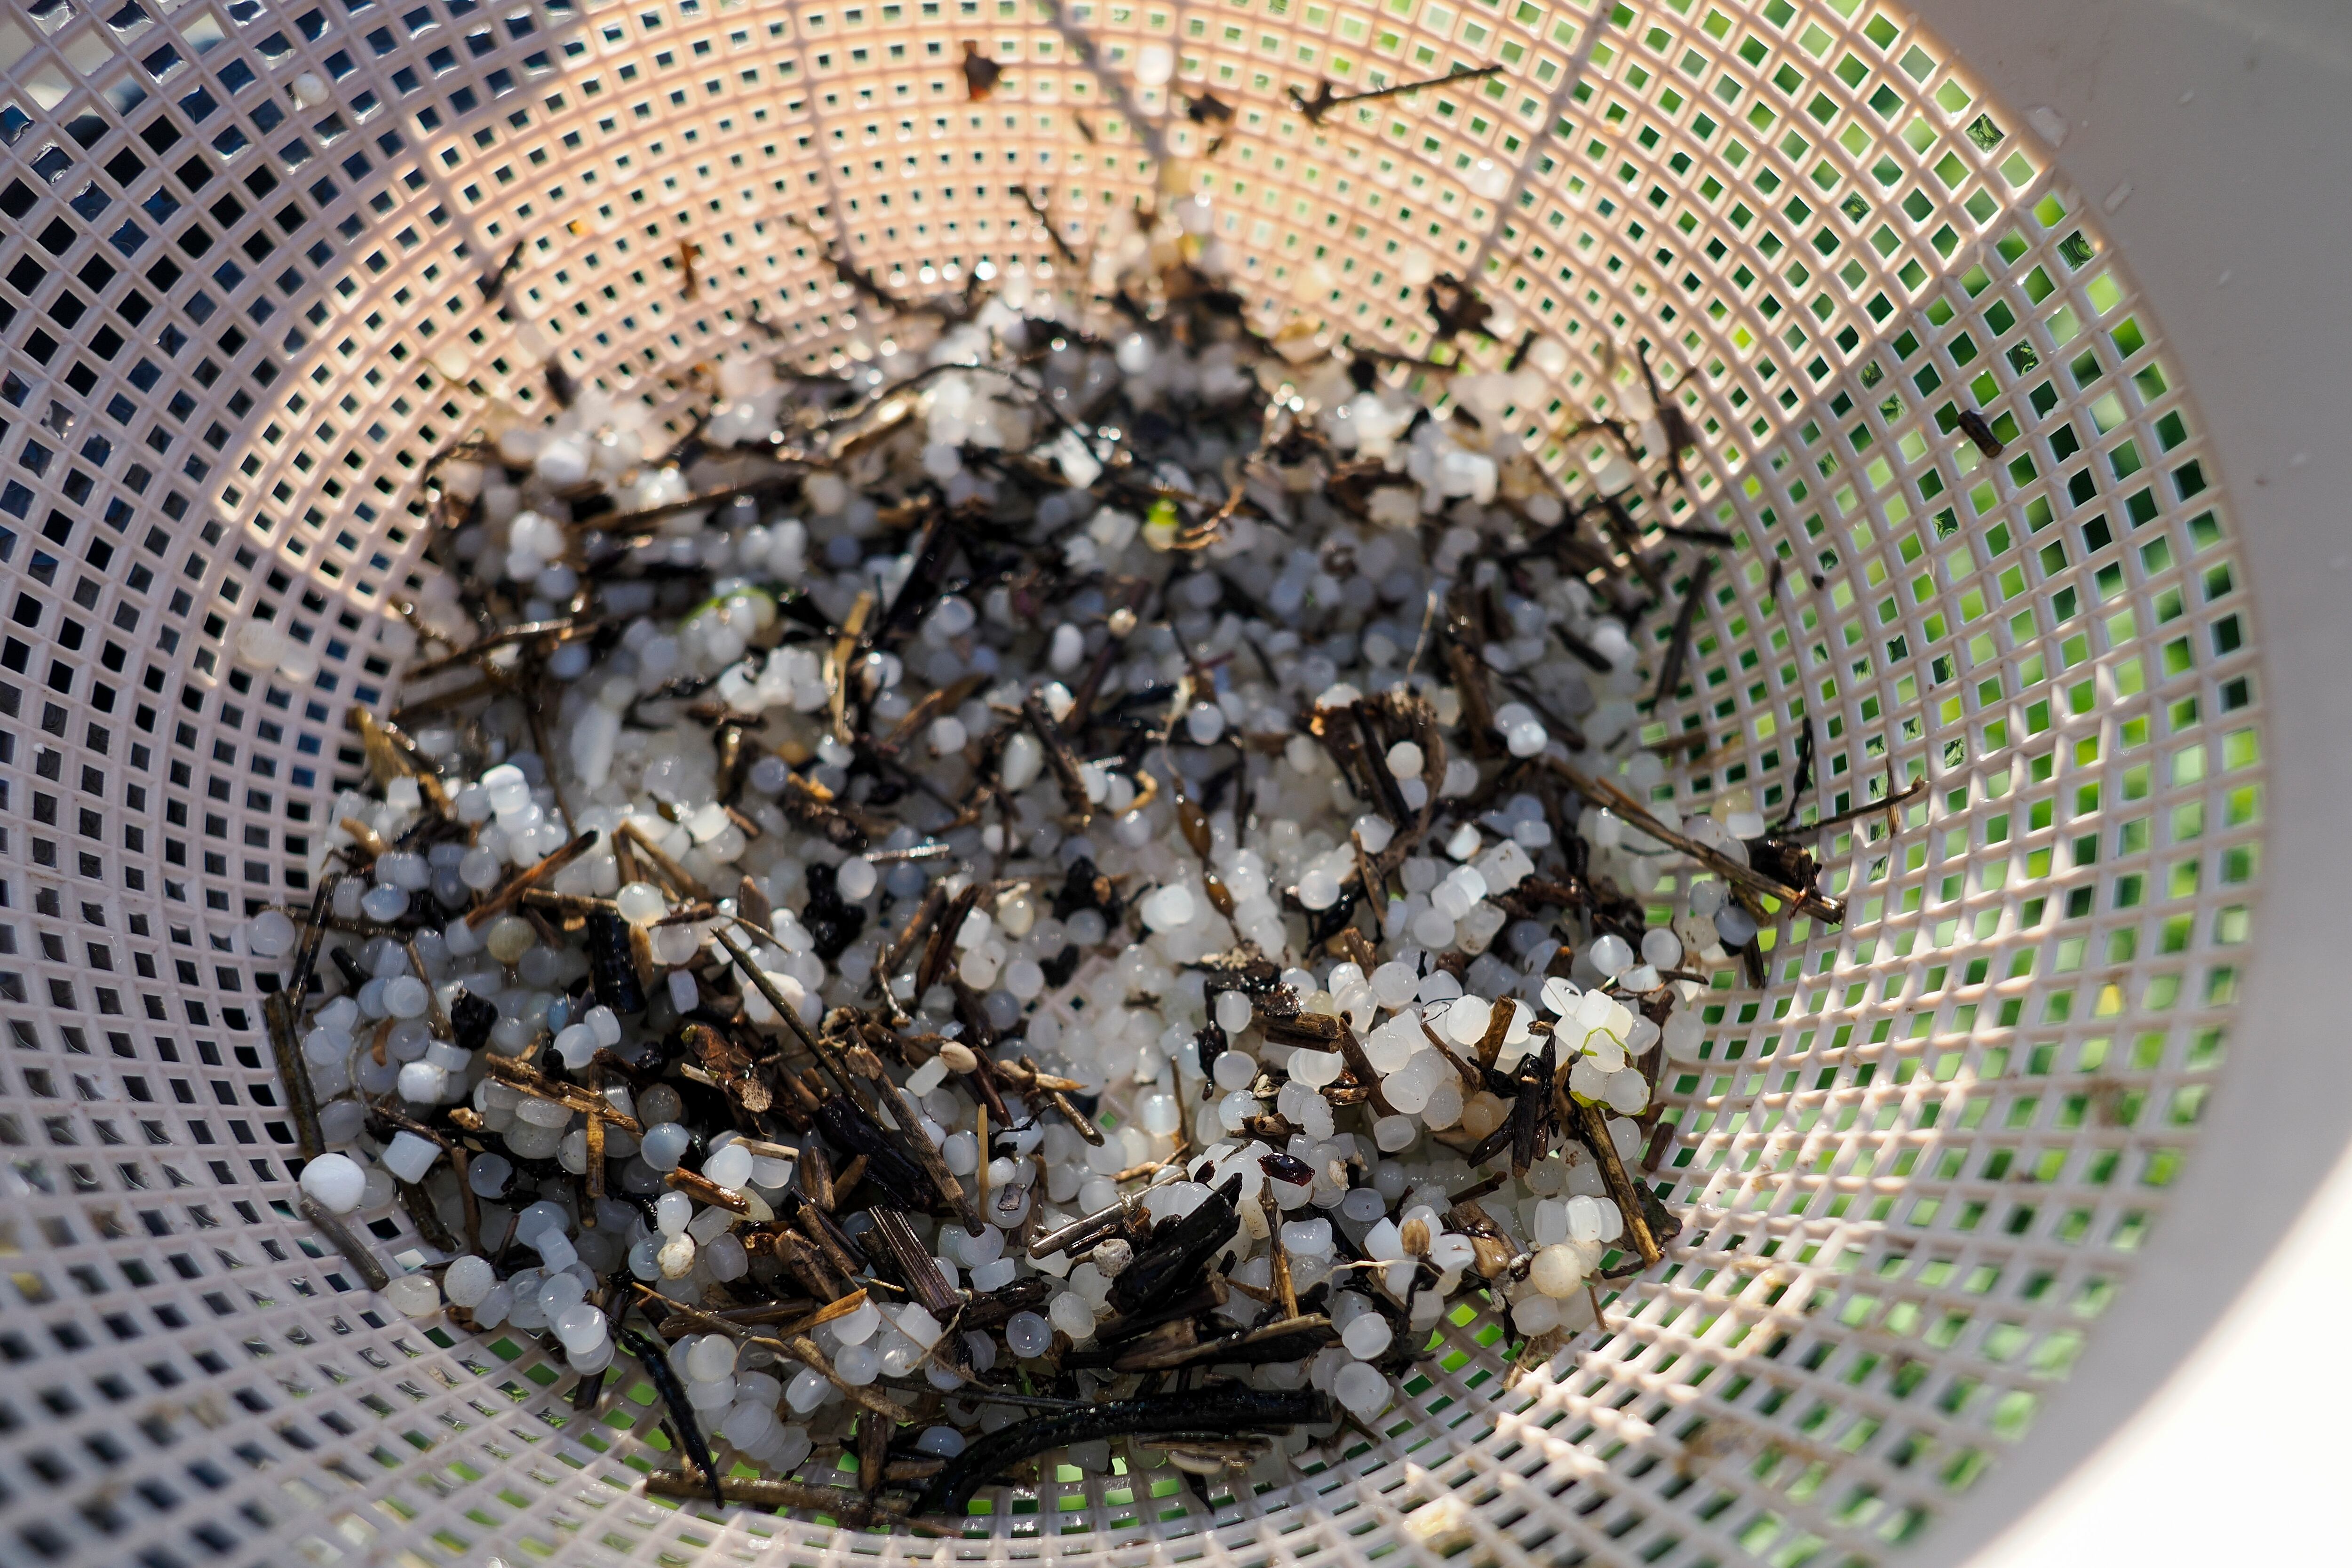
(1334, 1362, 1392, 1418)
(381, 1130, 440, 1183)
(686, 1333, 737, 1383)
(702, 1141, 755, 1190)
(443, 1255, 496, 1308)
(383, 1274, 443, 1318)
(1342, 1314, 1393, 1360)
(299, 1153, 366, 1214)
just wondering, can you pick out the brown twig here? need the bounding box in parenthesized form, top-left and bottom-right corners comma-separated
(573, 475, 802, 540)
(1792, 772, 1930, 835)
(465, 831, 599, 929)
(1645, 554, 1716, 712)
(1260, 1186, 1297, 1319)
(1022, 1054, 1104, 1146)
(1576, 1101, 1661, 1269)
(522, 664, 577, 837)
(614, 819, 714, 903)
(263, 992, 325, 1160)
(480, 1053, 645, 1135)
(400, 617, 598, 681)
(827, 590, 876, 745)
(786, 1334, 919, 1424)
(1544, 758, 1843, 924)
(641, 1468, 910, 1524)
(299, 1194, 391, 1290)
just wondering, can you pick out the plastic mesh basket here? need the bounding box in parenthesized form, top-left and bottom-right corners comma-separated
(0, 0, 2269, 1564)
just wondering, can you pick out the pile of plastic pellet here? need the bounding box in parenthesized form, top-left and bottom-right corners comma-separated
(256, 201, 1839, 1518)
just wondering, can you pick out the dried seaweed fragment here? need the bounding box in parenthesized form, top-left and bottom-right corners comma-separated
(1106, 1173, 1242, 1314)
(913, 1389, 1332, 1515)
(681, 1022, 771, 1114)
(619, 1325, 726, 1508)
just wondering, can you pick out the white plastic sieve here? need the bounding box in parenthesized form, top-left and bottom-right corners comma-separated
(0, 0, 2282, 1565)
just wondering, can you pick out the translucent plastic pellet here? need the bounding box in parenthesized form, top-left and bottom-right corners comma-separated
(1341, 1314, 1393, 1360)
(1212, 1051, 1258, 1091)
(383, 1274, 443, 1318)
(1005, 1312, 1053, 1358)
(1280, 1218, 1333, 1257)
(381, 1130, 439, 1182)
(442, 1254, 495, 1308)
(770, 1426, 815, 1474)
(537, 1271, 586, 1317)
(835, 1342, 880, 1385)
(473, 1283, 513, 1329)
(467, 1154, 513, 1199)
(615, 882, 667, 925)
(246, 909, 297, 958)
(1531, 1244, 1586, 1297)
(703, 1140, 755, 1190)
(640, 1122, 691, 1172)
(1214, 989, 1255, 1033)
(555, 1304, 607, 1352)
(785, 1368, 832, 1413)
(722, 1401, 779, 1450)
(833, 1299, 881, 1345)
(686, 1333, 737, 1383)
(1048, 1291, 1096, 1340)
(1587, 933, 1631, 979)
(876, 1333, 925, 1379)
(1334, 1362, 1392, 1418)
(360, 884, 411, 923)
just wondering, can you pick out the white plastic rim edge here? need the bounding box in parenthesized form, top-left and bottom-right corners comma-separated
(1900, 0, 2352, 1561)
